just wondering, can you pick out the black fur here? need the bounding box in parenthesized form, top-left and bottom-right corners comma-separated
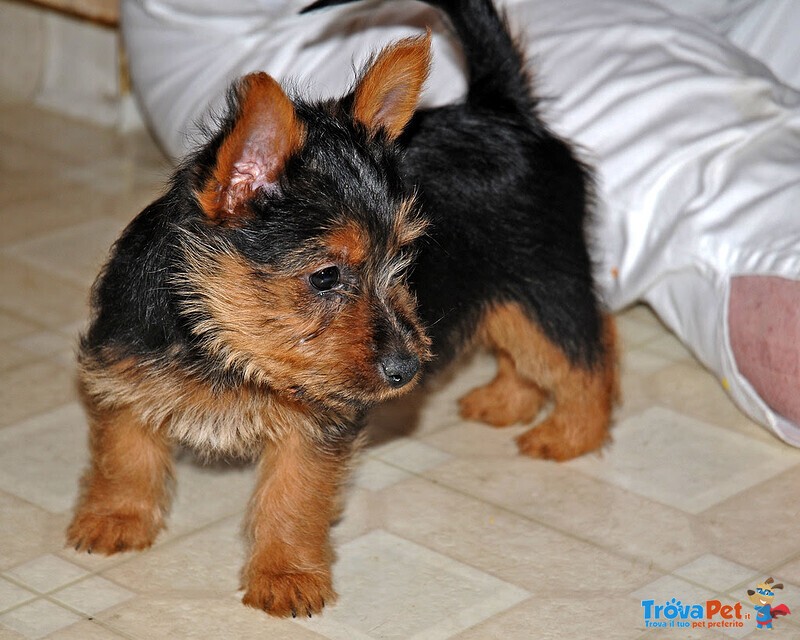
(306, 0, 603, 368)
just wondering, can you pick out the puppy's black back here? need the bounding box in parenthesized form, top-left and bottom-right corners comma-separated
(304, 0, 604, 370)
(400, 0, 602, 369)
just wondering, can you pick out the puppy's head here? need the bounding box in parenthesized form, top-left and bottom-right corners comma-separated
(177, 35, 432, 409)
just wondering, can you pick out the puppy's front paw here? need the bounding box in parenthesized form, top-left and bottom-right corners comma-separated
(242, 570, 335, 618)
(66, 509, 161, 555)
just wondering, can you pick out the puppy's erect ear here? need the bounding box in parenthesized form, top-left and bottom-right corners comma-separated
(352, 33, 432, 140)
(198, 72, 305, 221)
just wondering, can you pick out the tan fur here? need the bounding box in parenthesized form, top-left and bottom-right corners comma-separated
(353, 34, 432, 140)
(459, 350, 548, 426)
(324, 222, 370, 266)
(174, 234, 429, 407)
(66, 403, 173, 553)
(80, 354, 320, 458)
(393, 196, 429, 248)
(462, 303, 618, 460)
(241, 429, 364, 617)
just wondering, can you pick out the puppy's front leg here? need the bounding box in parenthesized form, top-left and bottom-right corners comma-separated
(242, 426, 356, 618)
(67, 404, 173, 554)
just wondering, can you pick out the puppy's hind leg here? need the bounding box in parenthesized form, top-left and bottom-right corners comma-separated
(480, 303, 618, 461)
(459, 349, 548, 427)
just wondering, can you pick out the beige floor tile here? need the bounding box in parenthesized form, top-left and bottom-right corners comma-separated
(378, 477, 660, 596)
(165, 455, 256, 538)
(631, 574, 718, 609)
(426, 456, 712, 570)
(420, 420, 532, 458)
(4, 218, 125, 290)
(641, 331, 694, 362)
(772, 556, 800, 586)
(672, 554, 760, 593)
(716, 624, 797, 639)
(51, 576, 135, 617)
(299, 529, 528, 640)
(0, 342, 36, 371)
(3, 554, 87, 594)
(616, 304, 668, 347)
(0, 137, 75, 206)
(0, 598, 82, 639)
(454, 595, 644, 640)
(41, 620, 130, 639)
(352, 457, 413, 491)
(0, 256, 89, 329)
(57, 546, 138, 576)
(12, 331, 76, 364)
(616, 369, 663, 423)
(96, 594, 328, 640)
(368, 438, 452, 474)
(0, 188, 120, 249)
(642, 629, 729, 640)
(0, 404, 87, 513)
(0, 312, 40, 342)
(331, 487, 377, 546)
(0, 492, 67, 572)
(0, 624, 27, 639)
(700, 464, 800, 568)
(643, 361, 769, 441)
(568, 407, 800, 514)
(621, 345, 674, 377)
(104, 185, 166, 223)
(0, 106, 129, 166)
(0, 578, 36, 613)
(102, 516, 245, 594)
(0, 362, 78, 428)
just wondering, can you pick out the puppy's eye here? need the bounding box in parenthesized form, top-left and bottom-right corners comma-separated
(309, 266, 340, 292)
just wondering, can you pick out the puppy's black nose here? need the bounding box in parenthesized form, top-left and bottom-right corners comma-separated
(380, 353, 420, 388)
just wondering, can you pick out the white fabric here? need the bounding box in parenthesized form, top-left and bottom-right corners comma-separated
(121, 0, 800, 445)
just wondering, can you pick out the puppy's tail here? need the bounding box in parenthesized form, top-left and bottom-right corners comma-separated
(301, 0, 537, 118)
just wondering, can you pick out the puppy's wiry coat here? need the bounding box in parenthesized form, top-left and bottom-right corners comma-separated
(68, 0, 617, 618)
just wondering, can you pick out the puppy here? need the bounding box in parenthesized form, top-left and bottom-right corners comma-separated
(68, 0, 616, 618)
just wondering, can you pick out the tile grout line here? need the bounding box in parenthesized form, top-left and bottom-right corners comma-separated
(379, 447, 800, 614)
(371, 453, 681, 588)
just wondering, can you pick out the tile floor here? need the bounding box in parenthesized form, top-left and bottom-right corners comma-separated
(1, 104, 799, 640)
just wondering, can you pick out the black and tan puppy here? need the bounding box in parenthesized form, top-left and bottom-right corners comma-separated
(68, 0, 616, 619)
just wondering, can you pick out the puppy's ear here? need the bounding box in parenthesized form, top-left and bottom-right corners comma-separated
(352, 33, 431, 140)
(198, 73, 305, 221)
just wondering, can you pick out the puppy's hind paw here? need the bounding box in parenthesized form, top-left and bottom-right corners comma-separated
(516, 416, 608, 462)
(459, 382, 546, 427)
